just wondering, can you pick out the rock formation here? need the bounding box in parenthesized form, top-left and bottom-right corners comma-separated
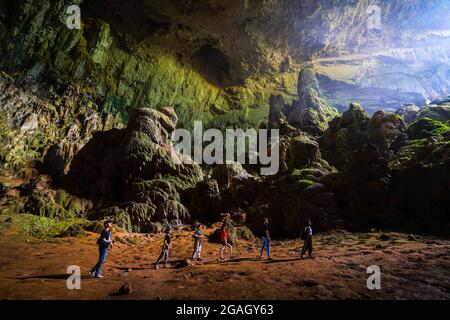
(0, 1, 449, 238)
(66, 107, 203, 232)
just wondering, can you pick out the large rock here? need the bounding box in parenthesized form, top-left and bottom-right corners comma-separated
(321, 104, 409, 167)
(245, 174, 342, 237)
(407, 118, 450, 140)
(320, 103, 370, 169)
(320, 145, 393, 230)
(189, 178, 222, 221)
(211, 161, 251, 189)
(367, 111, 408, 156)
(288, 135, 321, 168)
(287, 68, 339, 134)
(66, 107, 203, 232)
(395, 103, 420, 124)
(44, 111, 104, 178)
(389, 136, 450, 234)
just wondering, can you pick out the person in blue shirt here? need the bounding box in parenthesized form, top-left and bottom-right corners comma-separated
(90, 221, 113, 278)
(155, 228, 172, 270)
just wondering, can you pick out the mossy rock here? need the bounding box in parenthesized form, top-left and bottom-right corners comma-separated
(290, 168, 325, 182)
(0, 201, 25, 215)
(24, 189, 83, 220)
(116, 202, 156, 233)
(2, 213, 89, 238)
(211, 225, 256, 244)
(408, 118, 450, 139)
(236, 226, 255, 241)
(0, 215, 13, 236)
(147, 221, 164, 234)
(288, 135, 320, 168)
(85, 210, 132, 233)
(390, 137, 450, 170)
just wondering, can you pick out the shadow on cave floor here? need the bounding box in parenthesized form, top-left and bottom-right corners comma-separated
(110, 256, 311, 270)
(14, 274, 92, 280)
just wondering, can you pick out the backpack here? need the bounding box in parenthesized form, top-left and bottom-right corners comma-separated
(301, 227, 307, 240)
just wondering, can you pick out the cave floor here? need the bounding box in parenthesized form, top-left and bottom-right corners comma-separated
(0, 229, 449, 300)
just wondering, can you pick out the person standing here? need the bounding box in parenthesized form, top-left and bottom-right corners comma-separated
(259, 217, 272, 260)
(90, 220, 113, 278)
(219, 223, 233, 261)
(155, 228, 172, 270)
(192, 224, 203, 261)
(301, 219, 313, 259)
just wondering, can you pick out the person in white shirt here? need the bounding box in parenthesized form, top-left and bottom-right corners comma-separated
(301, 219, 313, 259)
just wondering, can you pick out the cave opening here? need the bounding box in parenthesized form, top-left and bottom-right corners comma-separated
(192, 45, 244, 88)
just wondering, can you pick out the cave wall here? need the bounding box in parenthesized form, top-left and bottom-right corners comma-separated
(1, 0, 449, 128)
(0, 0, 300, 130)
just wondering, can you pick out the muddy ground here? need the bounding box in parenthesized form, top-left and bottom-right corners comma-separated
(0, 228, 449, 300)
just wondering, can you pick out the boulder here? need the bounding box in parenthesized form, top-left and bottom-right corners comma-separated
(320, 103, 370, 170)
(395, 103, 420, 124)
(367, 111, 408, 156)
(320, 144, 395, 231)
(407, 118, 449, 139)
(66, 107, 203, 232)
(189, 178, 221, 220)
(118, 282, 132, 295)
(288, 135, 321, 168)
(287, 68, 339, 135)
(321, 104, 408, 167)
(211, 161, 251, 189)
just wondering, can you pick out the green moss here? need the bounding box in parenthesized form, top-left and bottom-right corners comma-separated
(24, 190, 82, 220)
(290, 168, 319, 181)
(1, 213, 88, 238)
(236, 226, 255, 241)
(389, 138, 450, 170)
(0, 201, 25, 216)
(390, 139, 426, 169)
(296, 179, 315, 189)
(408, 118, 449, 139)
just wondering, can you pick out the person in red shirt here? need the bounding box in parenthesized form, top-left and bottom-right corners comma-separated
(219, 223, 233, 261)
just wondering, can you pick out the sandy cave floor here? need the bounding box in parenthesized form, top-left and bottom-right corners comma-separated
(0, 228, 449, 300)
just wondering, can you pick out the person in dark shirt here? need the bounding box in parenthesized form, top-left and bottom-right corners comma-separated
(259, 217, 272, 259)
(155, 228, 172, 270)
(301, 219, 313, 259)
(90, 220, 113, 278)
(192, 224, 203, 261)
